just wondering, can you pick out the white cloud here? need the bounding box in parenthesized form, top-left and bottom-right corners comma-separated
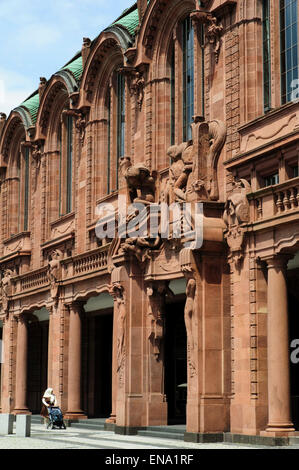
(0, 67, 35, 115)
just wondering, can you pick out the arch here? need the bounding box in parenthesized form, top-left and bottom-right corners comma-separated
(35, 75, 72, 143)
(137, 0, 196, 63)
(0, 113, 25, 163)
(79, 29, 130, 107)
(73, 283, 112, 303)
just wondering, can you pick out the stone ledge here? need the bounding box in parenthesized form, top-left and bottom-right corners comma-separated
(183, 432, 299, 446)
(184, 432, 224, 443)
(104, 422, 116, 432)
(114, 425, 146, 436)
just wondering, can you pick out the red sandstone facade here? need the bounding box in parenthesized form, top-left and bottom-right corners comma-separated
(0, 0, 299, 441)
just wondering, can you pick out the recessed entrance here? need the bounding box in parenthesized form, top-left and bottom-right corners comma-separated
(164, 300, 187, 425)
(27, 310, 49, 414)
(82, 294, 113, 418)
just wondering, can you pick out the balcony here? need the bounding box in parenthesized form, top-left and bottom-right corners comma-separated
(247, 177, 299, 224)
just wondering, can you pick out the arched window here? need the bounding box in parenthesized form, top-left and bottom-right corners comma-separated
(262, 0, 271, 111)
(22, 145, 30, 231)
(106, 88, 111, 195)
(182, 16, 194, 141)
(6, 128, 30, 237)
(280, 0, 298, 104)
(106, 69, 126, 194)
(117, 72, 125, 165)
(170, 45, 175, 146)
(165, 14, 204, 149)
(59, 110, 74, 215)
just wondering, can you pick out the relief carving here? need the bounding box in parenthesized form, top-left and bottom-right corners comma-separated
(109, 282, 126, 385)
(119, 157, 156, 204)
(184, 277, 197, 378)
(47, 249, 63, 300)
(224, 178, 252, 267)
(163, 118, 227, 203)
(146, 281, 174, 361)
(0, 269, 13, 313)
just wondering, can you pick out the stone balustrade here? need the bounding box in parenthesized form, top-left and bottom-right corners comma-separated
(71, 246, 109, 276)
(19, 267, 49, 292)
(248, 177, 299, 222)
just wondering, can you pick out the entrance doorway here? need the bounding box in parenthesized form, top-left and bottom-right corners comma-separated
(27, 319, 49, 413)
(164, 300, 187, 424)
(288, 265, 299, 430)
(82, 310, 113, 418)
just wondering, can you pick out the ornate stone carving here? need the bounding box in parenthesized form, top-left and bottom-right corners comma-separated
(185, 277, 197, 378)
(162, 142, 192, 203)
(122, 235, 161, 264)
(119, 157, 156, 204)
(146, 281, 174, 361)
(32, 142, 42, 170)
(130, 71, 145, 111)
(1, 269, 13, 313)
(47, 249, 63, 300)
(224, 178, 252, 267)
(0, 113, 7, 136)
(38, 77, 47, 99)
(180, 248, 197, 377)
(109, 283, 126, 384)
(82, 37, 92, 67)
(75, 112, 86, 145)
(164, 118, 227, 203)
(191, 11, 223, 63)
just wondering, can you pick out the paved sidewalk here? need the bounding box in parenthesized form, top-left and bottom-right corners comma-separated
(0, 422, 298, 449)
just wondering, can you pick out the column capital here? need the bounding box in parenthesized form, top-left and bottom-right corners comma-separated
(13, 313, 27, 325)
(264, 254, 294, 270)
(64, 301, 84, 314)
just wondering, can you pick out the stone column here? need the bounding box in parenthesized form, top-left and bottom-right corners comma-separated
(262, 256, 295, 436)
(14, 315, 30, 414)
(64, 303, 86, 419)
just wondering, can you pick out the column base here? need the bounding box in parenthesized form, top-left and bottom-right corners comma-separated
(64, 412, 87, 420)
(13, 409, 32, 415)
(106, 416, 116, 424)
(260, 424, 296, 437)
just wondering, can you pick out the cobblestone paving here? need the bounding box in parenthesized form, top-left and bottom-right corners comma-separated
(0, 423, 298, 449)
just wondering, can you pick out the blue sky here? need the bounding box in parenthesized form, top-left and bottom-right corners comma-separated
(0, 0, 132, 115)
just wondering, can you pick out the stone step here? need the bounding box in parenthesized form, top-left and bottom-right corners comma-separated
(144, 425, 186, 435)
(137, 430, 185, 441)
(69, 420, 106, 431)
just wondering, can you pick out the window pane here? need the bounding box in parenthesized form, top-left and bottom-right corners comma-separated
(263, 0, 271, 111)
(280, 0, 299, 104)
(182, 17, 194, 141)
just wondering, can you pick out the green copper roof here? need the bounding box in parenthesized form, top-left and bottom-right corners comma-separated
(113, 4, 139, 35)
(61, 55, 83, 81)
(20, 92, 39, 124)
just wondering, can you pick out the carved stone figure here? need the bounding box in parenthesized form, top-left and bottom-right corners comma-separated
(161, 142, 191, 203)
(166, 119, 226, 203)
(38, 77, 47, 99)
(47, 249, 63, 299)
(146, 282, 174, 361)
(224, 178, 252, 227)
(122, 235, 161, 264)
(0, 113, 7, 135)
(130, 71, 145, 111)
(1, 269, 13, 313)
(75, 112, 86, 144)
(32, 142, 42, 170)
(224, 178, 252, 267)
(184, 277, 197, 377)
(206, 16, 223, 63)
(109, 283, 126, 377)
(119, 157, 156, 204)
(184, 278, 196, 352)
